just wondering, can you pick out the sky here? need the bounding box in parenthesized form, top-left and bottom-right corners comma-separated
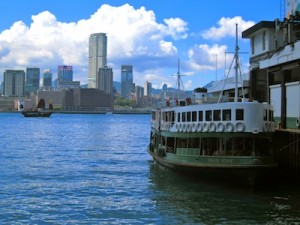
(0, 0, 282, 90)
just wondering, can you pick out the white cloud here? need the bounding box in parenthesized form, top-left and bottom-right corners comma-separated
(201, 16, 255, 40)
(188, 44, 229, 71)
(0, 4, 188, 85)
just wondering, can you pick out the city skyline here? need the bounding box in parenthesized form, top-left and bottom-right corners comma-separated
(0, 1, 281, 90)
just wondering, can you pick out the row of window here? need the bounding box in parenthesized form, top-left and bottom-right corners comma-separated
(152, 108, 274, 123)
(177, 109, 244, 123)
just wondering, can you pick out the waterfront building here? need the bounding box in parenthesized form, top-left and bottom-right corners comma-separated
(134, 85, 144, 107)
(88, 33, 107, 88)
(25, 68, 40, 96)
(3, 70, 25, 97)
(121, 65, 133, 99)
(58, 65, 73, 81)
(97, 66, 113, 94)
(42, 69, 52, 90)
(242, 13, 300, 129)
(38, 88, 113, 111)
(144, 81, 152, 97)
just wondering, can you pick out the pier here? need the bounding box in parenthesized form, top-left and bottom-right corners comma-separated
(274, 129, 300, 180)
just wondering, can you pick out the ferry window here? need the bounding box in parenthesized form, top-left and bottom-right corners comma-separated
(269, 110, 273, 121)
(163, 112, 167, 121)
(262, 31, 266, 51)
(171, 111, 175, 122)
(177, 112, 180, 122)
(182, 112, 186, 122)
(213, 110, 221, 121)
(223, 110, 231, 121)
(192, 111, 197, 122)
(264, 110, 268, 121)
(251, 37, 255, 55)
(187, 112, 191, 122)
(236, 109, 244, 121)
(177, 138, 187, 148)
(198, 111, 203, 121)
(205, 110, 212, 121)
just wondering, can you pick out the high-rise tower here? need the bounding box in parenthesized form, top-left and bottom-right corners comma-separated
(58, 65, 73, 81)
(121, 65, 133, 99)
(88, 33, 107, 88)
(25, 67, 40, 95)
(3, 70, 25, 97)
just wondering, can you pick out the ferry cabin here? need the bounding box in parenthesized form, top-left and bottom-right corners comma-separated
(150, 99, 275, 163)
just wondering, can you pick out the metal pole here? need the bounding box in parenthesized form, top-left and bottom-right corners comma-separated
(235, 23, 239, 102)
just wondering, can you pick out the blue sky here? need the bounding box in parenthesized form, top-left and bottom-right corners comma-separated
(0, 0, 281, 90)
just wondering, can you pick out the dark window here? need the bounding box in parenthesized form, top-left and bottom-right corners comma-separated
(198, 111, 203, 121)
(205, 110, 212, 121)
(264, 110, 267, 121)
(213, 110, 221, 121)
(223, 110, 231, 121)
(192, 111, 197, 122)
(171, 111, 175, 122)
(187, 112, 191, 122)
(236, 109, 244, 121)
(269, 110, 273, 121)
(182, 112, 186, 122)
(177, 112, 180, 122)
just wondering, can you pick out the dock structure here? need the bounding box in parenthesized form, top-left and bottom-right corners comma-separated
(274, 129, 300, 179)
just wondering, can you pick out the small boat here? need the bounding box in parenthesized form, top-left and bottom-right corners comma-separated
(21, 110, 52, 117)
(148, 24, 277, 187)
(21, 99, 53, 118)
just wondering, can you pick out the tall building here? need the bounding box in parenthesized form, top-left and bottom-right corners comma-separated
(98, 66, 113, 94)
(88, 33, 107, 88)
(144, 81, 152, 97)
(58, 65, 73, 81)
(3, 70, 25, 97)
(121, 65, 133, 99)
(42, 69, 52, 90)
(25, 67, 40, 95)
(134, 85, 144, 107)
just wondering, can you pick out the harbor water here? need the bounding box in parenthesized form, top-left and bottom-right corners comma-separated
(0, 113, 300, 224)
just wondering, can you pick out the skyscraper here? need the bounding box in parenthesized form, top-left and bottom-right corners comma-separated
(144, 81, 152, 97)
(42, 69, 52, 90)
(88, 33, 107, 88)
(121, 65, 133, 99)
(98, 66, 113, 94)
(3, 70, 25, 97)
(58, 65, 73, 81)
(25, 67, 40, 95)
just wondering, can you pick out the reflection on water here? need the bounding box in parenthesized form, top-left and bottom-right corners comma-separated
(149, 163, 300, 224)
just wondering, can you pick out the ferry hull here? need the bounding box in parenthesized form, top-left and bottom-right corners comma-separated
(148, 147, 276, 187)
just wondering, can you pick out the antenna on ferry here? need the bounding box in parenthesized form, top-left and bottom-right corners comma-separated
(234, 23, 239, 103)
(172, 58, 186, 99)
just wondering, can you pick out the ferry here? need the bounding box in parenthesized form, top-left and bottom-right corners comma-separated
(148, 25, 277, 187)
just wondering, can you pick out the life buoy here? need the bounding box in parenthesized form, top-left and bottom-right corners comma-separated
(183, 124, 187, 132)
(235, 122, 245, 132)
(209, 122, 216, 132)
(203, 123, 208, 132)
(197, 123, 202, 132)
(187, 123, 191, 132)
(192, 123, 197, 132)
(217, 123, 225, 132)
(225, 122, 234, 132)
(179, 123, 183, 132)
